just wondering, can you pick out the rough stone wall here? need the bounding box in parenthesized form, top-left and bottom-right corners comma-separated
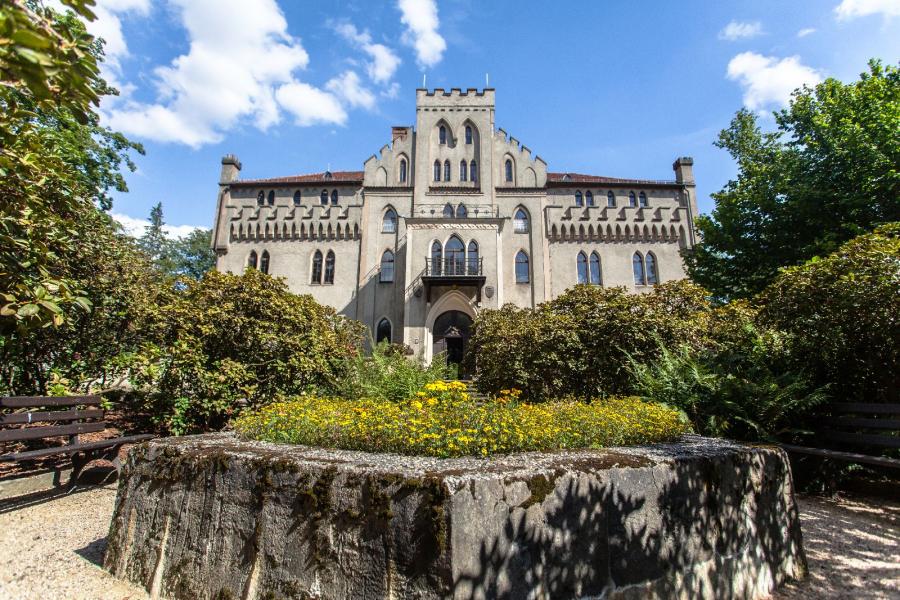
(105, 435, 805, 600)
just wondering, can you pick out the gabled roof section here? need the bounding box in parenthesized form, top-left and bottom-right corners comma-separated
(547, 172, 679, 186)
(231, 171, 364, 186)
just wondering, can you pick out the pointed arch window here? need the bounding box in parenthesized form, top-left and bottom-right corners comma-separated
(514, 208, 529, 233)
(257, 191, 265, 206)
(442, 203, 454, 218)
(399, 158, 408, 183)
(470, 160, 478, 183)
(515, 251, 530, 283)
(433, 160, 441, 182)
(382, 208, 398, 233)
(577, 251, 589, 284)
(311, 250, 323, 283)
(607, 191, 616, 207)
(590, 252, 602, 285)
(444, 160, 451, 182)
(633, 252, 646, 285)
(331, 190, 339, 205)
(376, 318, 392, 344)
(320, 189, 328, 205)
(467, 240, 479, 275)
(267, 191, 275, 206)
(293, 190, 302, 206)
(247, 250, 258, 270)
(324, 250, 335, 284)
(645, 252, 659, 285)
(260, 250, 270, 274)
(505, 159, 513, 183)
(465, 125, 472, 144)
(575, 191, 583, 207)
(431, 240, 443, 275)
(628, 192, 637, 207)
(445, 236, 465, 275)
(459, 160, 468, 182)
(439, 125, 447, 145)
(586, 191, 594, 206)
(380, 250, 395, 282)
(456, 203, 467, 218)
(639, 192, 648, 208)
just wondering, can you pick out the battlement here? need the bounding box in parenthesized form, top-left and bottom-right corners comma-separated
(416, 87, 495, 108)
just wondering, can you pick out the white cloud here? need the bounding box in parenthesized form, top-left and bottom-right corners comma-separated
(397, 0, 446, 68)
(797, 27, 817, 37)
(718, 20, 764, 41)
(275, 82, 347, 126)
(335, 23, 401, 83)
(726, 52, 824, 111)
(111, 212, 202, 239)
(326, 71, 376, 110)
(835, 0, 900, 20)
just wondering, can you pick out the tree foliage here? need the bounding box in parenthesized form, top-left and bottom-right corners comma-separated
(686, 60, 900, 299)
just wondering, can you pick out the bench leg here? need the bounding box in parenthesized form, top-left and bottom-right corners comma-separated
(69, 453, 88, 487)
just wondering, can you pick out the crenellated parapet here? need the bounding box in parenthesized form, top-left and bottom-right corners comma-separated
(363, 126, 415, 187)
(493, 128, 547, 188)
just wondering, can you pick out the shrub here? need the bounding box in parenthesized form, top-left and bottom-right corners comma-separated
(233, 381, 691, 458)
(127, 270, 364, 434)
(335, 340, 452, 402)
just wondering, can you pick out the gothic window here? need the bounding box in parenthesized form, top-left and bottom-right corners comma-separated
(577, 252, 588, 284)
(399, 158, 408, 183)
(505, 159, 513, 183)
(470, 160, 478, 182)
(607, 191, 616, 207)
(433, 160, 441, 182)
(633, 252, 646, 285)
(590, 252, 602, 285)
(639, 192, 648, 208)
(446, 236, 465, 275)
(467, 240, 479, 275)
(575, 191, 583, 207)
(324, 250, 335, 284)
(439, 125, 447, 145)
(460, 160, 468, 182)
(456, 203, 467, 218)
(444, 160, 451, 182)
(320, 189, 328, 205)
(645, 252, 659, 285)
(380, 250, 395, 282)
(442, 203, 454, 218)
(260, 250, 270, 274)
(247, 250, 258, 270)
(331, 190, 339, 205)
(267, 190, 275, 206)
(256, 191, 264, 206)
(293, 190, 302, 206)
(311, 250, 323, 283)
(586, 191, 594, 207)
(382, 208, 398, 233)
(515, 251, 530, 283)
(376, 318, 392, 344)
(431, 240, 443, 275)
(465, 125, 472, 144)
(514, 208, 529, 233)
(628, 192, 637, 207)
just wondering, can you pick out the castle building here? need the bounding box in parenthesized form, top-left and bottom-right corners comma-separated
(212, 88, 698, 371)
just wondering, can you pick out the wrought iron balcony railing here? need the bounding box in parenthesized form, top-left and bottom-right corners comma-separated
(424, 257, 483, 277)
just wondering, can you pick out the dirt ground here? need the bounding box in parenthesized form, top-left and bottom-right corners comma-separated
(0, 481, 897, 599)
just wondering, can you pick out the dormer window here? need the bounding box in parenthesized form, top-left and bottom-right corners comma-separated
(439, 125, 447, 145)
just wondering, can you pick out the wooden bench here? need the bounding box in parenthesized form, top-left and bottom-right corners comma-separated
(782, 402, 900, 469)
(0, 395, 154, 484)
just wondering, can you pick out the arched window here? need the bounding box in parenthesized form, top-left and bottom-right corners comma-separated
(439, 125, 447, 145)
(267, 190, 275, 206)
(376, 318, 392, 344)
(320, 189, 328, 205)
(399, 158, 407, 183)
(514, 208, 529, 233)
(577, 252, 588, 284)
(645, 252, 658, 285)
(505, 159, 513, 183)
(382, 208, 397, 233)
(465, 125, 472, 144)
(247, 250, 258, 270)
(575, 191, 583, 207)
(590, 252, 602, 285)
(431, 240, 443, 275)
(260, 250, 270, 274)
(380, 250, 395, 282)
(633, 252, 646, 285)
(293, 190, 302, 206)
(470, 160, 478, 182)
(445, 236, 465, 275)
(444, 160, 451, 182)
(442, 203, 454, 218)
(256, 191, 264, 206)
(467, 240, 479, 275)
(515, 251, 530, 283)
(330, 190, 338, 205)
(459, 160, 468, 182)
(639, 192, 648, 208)
(433, 160, 441, 182)
(311, 250, 323, 283)
(628, 192, 637, 207)
(586, 191, 594, 207)
(324, 250, 335, 284)
(456, 203, 467, 218)
(607, 191, 616, 207)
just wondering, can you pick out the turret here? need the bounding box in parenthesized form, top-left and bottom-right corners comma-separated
(220, 154, 242, 184)
(672, 156, 694, 185)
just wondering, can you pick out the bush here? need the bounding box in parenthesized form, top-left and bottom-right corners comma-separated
(758, 223, 900, 403)
(127, 269, 364, 434)
(335, 341, 452, 402)
(233, 381, 691, 458)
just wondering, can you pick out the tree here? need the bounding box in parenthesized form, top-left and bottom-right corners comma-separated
(169, 229, 216, 279)
(685, 60, 900, 299)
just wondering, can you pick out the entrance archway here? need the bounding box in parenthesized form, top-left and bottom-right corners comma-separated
(432, 310, 473, 377)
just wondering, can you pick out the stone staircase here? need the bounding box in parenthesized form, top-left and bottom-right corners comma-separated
(447, 379, 490, 402)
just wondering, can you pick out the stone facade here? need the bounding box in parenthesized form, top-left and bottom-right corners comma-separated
(211, 88, 698, 366)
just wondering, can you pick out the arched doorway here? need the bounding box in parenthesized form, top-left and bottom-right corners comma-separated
(432, 310, 473, 377)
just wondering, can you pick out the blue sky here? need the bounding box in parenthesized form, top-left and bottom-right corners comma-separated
(73, 0, 900, 236)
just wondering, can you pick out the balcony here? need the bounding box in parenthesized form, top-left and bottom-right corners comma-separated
(421, 257, 486, 302)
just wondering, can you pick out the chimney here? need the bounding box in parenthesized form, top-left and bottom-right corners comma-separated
(220, 154, 242, 184)
(673, 156, 694, 185)
(392, 126, 410, 142)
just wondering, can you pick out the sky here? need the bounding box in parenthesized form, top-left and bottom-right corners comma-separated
(62, 0, 900, 237)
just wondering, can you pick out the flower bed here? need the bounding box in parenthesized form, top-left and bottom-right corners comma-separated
(233, 381, 690, 457)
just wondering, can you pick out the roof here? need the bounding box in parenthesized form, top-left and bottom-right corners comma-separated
(546, 172, 679, 186)
(231, 171, 364, 186)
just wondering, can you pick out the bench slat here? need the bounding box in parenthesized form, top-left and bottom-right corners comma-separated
(0, 434, 155, 462)
(828, 403, 900, 415)
(781, 444, 900, 469)
(0, 409, 104, 426)
(827, 417, 900, 430)
(823, 430, 900, 449)
(0, 396, 101, 408)
(0, 421, 106, 443)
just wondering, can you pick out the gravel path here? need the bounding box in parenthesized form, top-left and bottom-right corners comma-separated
(0, 482, 897, 599)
